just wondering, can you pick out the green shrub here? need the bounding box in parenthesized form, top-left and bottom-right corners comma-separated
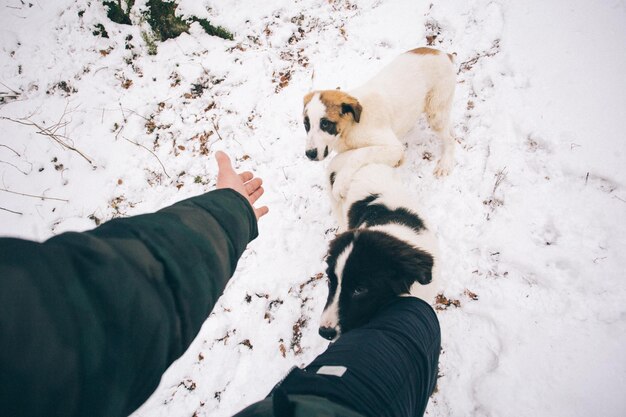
(93, 23, 109, 38)
(145, 0, 234, 41)
(100, 0, 235, 49)
(103, 0, 134, 25)
(141, 31, 158, 55)
(189, 17, 233, 41)
(146, 0, 189, 41)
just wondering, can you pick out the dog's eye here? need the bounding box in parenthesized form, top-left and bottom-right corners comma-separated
(319, 118, 338, 135)
(304, 116, 310, 133)
(352, 287, 368, 297)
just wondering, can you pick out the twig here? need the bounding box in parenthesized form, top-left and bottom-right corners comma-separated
(212, 118, 241, 146)
(0, 105, 94, 165)
(0, 160, 31, 175)
(115, 124, 125, 140)
(0, 206, 23, 215)
(121, 106, 150, 122)
(0, 81, 20, 95)
(123, 136, 170, 178)
(211, 118, 225, 141)
(493, 167, 507, 193)
(0, 187, 69, 202)
(0, 144, 20, 157)
(118, 102, 127, 122)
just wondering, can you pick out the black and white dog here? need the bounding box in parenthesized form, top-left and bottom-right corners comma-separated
(318, 159, 440, 341)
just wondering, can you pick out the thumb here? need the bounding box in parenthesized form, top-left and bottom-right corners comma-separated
(215, 151, 233, 172)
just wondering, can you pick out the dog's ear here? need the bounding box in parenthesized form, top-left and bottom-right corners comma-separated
(392, 248, 434, 287)
(341, 101, 362, 123)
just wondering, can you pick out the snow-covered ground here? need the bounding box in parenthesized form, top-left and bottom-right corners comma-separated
(1, 0, 625, 416)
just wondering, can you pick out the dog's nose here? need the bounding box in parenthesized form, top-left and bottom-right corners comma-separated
(305, 148, 318, 160)
(318, 326, 337, 341)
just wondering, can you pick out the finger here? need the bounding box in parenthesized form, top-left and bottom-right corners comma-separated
(215, 151, 235, 173)
(244, 177, 263, 195)
(239, 171, 253, 183)
(248, 186, 265, 205)
(255, 205, 269, 219)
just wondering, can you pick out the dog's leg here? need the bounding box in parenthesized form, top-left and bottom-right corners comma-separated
(433, 130, 455, 177)
(426, 84, 455, 177)
(329, 143, 404, 201)
(326, 164, 348, 230)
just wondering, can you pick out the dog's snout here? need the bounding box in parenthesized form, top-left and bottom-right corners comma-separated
(318, 326, 337, 341)
(305, 148, 318, 160)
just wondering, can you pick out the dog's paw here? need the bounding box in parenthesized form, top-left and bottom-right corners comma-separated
(331, 170, 350, 200)
(433, 158, 454, 177)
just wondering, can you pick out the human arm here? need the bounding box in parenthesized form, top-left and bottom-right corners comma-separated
(0, 153, 266, 417)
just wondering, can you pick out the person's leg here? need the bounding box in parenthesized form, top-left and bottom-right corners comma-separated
(276, 296, 440, 417)
(234, 392, 364, 417)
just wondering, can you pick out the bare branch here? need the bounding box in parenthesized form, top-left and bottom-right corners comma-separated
(0, 160, 31, 175)
(212, 117, 242, 146)
(0, 144, 21, 157)
(0, 106, 94, 166)
(115, 124, 125, 140)
(0, 206, 23, 215)
(123, 136, 170, 178)
(0, 187, 69, 202)
(121, 107, 150, 122)
(0, 82, 21, 95)
(493, 167, 507, 194)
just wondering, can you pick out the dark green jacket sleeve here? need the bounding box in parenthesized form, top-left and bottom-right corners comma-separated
(0, 188, 258, 417)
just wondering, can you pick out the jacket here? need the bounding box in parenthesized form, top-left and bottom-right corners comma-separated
(0, 189, 258, 417)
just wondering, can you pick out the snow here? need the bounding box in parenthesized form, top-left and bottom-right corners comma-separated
(1, 1, 625, 417)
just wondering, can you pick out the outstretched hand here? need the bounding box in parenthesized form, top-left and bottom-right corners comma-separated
(215, 151, 269, 220)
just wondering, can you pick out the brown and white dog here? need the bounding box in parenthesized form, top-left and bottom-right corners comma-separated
(303, 47, 456, 200)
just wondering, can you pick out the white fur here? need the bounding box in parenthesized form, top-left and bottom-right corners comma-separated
(305, 94, 333, 155)
(304, 49, 456, 199)
(320, 242, 353, 331)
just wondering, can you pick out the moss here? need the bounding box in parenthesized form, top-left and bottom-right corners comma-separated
(103, 0, 134, 25)
(189, 17, 233, 41)
(93, 23, 109, 38)
(141, 31, 158, 55)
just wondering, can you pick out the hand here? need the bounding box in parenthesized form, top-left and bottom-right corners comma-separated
(215, 151, 269, 220)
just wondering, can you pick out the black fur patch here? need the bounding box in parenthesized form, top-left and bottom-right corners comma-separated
(341, 103, 361, 123)
(348, 194, 425, 233)
(324, 232, 355, 309)
(325, 230, 434, 333)
(329, 172, 336, 187)
(320, 118, 338, 135)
